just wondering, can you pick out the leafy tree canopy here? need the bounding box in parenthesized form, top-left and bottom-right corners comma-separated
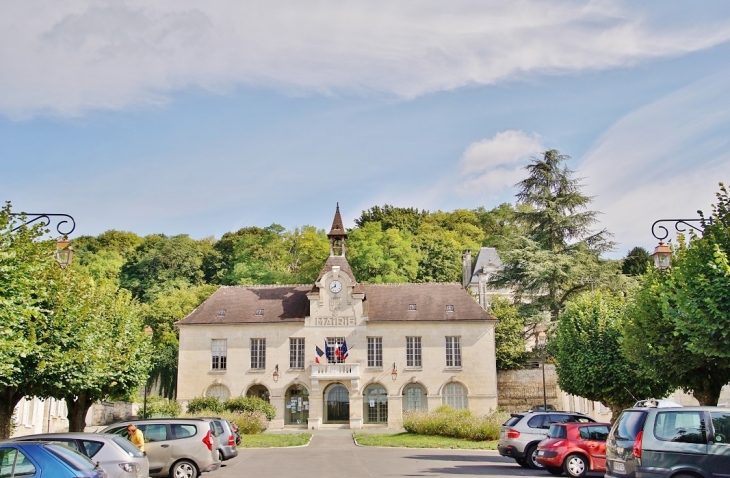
(491, 150, 617, 320)
(624, 265, 730, 405)
(347, 222, 420, 283)
(488, 297, 529, 370)
(621, 246, 651, 276)
(552, 291, 671, 419)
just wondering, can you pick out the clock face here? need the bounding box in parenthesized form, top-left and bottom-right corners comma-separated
(329, 280, 342, 293)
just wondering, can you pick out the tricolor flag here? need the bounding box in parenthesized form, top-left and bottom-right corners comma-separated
(324, 340, 332, 362)
(315, 346, 325, 364)
(340, 340, 349, 360)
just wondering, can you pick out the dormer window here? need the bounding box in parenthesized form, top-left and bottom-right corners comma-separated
(255, 309, 264, 316)
(408, 304, 417, 311)
(446, 305, 455, 312)
(217, 310, 226, 317)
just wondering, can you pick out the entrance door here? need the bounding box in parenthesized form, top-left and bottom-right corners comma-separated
(364, 384, 388, 424)
(325, 384, 350, 423)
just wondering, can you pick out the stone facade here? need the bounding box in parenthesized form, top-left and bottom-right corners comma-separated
(177, 206, 498, 429)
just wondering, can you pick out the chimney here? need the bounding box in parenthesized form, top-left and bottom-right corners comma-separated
(462, 249, 472, 289)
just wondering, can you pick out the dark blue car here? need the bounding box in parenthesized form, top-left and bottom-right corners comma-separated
(0, 441, 107, 477)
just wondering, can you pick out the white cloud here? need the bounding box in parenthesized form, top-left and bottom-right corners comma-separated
(459, 130, 544, 192)
(579, 70, 730, 255)
(2, 0, 730, 118)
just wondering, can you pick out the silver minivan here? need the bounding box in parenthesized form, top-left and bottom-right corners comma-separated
(103, 418, 220, 478)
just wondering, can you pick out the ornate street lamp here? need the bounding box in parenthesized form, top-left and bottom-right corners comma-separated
(650, 217, 712, 270)
(391, 363, 398, 381)
(273, 364, 280, 383)
(8, 212, 77, 268)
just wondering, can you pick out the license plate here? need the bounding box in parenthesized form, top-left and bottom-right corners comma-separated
(613, 461, 626, 473)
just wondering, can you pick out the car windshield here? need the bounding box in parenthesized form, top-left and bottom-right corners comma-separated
(613, 411, 647, 441)
(548, 424, 567, 438)
(112, 436, 144, 458)
(45, 443, 97, 471)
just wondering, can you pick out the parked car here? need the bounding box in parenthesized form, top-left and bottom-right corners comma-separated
(606, 405, 730, 478)
(10, 432, 148, 478)
(498, 411, 596, 469)
(200, 417, 239, 461)
(536, 422, 611, 477)
(0, 441, 107, 478)
(102, 418, 221, 478)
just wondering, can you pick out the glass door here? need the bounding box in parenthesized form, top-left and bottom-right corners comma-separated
(325, 384, 350, 423)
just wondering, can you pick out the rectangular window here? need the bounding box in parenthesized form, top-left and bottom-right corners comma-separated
(211, 339, 227, 370)
(290, 338, 305, 369)
(326, 337, 346, 364)
(445, 336, 461, 367)
(251, 338, 266, 370)
(406, 336, 422, 367)
(367, 337, 383, 367)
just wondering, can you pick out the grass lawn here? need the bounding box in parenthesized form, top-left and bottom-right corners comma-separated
(353, 432, 499, 450)
(238, 433, 312, 448)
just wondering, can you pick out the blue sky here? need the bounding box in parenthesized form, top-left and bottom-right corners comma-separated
(2, 1, 730, 258)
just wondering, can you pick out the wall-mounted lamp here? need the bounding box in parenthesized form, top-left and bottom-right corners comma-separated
(391, 362, 398, 381)
(652, 242, 672, 270)
(273, 364, 279, 383)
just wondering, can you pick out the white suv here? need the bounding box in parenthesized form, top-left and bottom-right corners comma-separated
(498, 411, 595, 469)
(103, 418, 220, 478)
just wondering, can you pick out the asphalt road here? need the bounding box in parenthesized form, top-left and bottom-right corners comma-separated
(214, 430, 605, 477)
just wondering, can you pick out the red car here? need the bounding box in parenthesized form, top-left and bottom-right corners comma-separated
(536, 422, 611, 477)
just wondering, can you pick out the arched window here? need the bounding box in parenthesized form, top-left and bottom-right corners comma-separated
(206, 384, 230, 402)
(402, 384, 427, 412)
(442, 382, 467, 410)
(246, 385, 271, 403)
(363, 384, 388, 424)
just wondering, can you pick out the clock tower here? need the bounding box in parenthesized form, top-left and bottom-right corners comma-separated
(306, 204, 365, 326)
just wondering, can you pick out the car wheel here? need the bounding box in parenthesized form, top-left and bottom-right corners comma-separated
(170, 459, 198, 478)
(525, 444, 545, 470)
(546, 466, 563, 476)
(217, 450, 224, 462)
(563, 454, 588, 478)
(515, 458, 529, 468)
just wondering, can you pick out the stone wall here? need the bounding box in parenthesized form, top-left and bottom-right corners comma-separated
(497, 364, 560, 412)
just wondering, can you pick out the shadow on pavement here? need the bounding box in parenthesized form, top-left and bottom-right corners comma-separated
(404, 454, 512, 463)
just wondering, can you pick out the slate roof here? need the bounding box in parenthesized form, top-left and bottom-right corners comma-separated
(469, 247, 503, 285)
(176, 282, 495, 325)
(328, 203, 347, 238)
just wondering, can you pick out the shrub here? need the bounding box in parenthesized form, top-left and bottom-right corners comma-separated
(402, 406, 505, 441)
(186, 397, 224, 414)
(182, 410, 268, 435)
(223, 396, 276, 420)
(143, 396, 182, 418)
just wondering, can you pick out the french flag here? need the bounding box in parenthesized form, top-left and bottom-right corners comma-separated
(340, 340, 349, 360)
(315, 346, 325, 364)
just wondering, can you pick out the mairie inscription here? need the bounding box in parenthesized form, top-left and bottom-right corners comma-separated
(314, 317, 356, 326)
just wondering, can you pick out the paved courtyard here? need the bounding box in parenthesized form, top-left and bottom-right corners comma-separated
(215, 430, 603, 477)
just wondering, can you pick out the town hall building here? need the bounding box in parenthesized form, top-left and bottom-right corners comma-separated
(176, 206, 498, 429)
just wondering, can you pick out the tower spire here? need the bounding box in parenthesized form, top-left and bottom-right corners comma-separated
(328, 203, 347, 256)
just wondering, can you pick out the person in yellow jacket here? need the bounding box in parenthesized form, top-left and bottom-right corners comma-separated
(126, 424, 145, 453)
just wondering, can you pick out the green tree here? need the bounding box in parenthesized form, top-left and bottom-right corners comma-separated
(668, 184, 730, 359)
(141, 285, 218, 398)
(120, 234, 211, 301)
(0, 204, 58, 439)
(354, 205, 427, 234)
(621, 246, 651, 276)
(347, 222, 420, 283)
(491, 150, 616, 321)
(488, 297, 528, 370)
(624, 266, 730, 405)
(552, 291, 671, 419)
(43, 274, 152, 431)
(283, 226, 330, 283)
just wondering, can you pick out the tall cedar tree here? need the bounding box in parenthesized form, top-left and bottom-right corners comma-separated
(491, 150, 615, 321)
